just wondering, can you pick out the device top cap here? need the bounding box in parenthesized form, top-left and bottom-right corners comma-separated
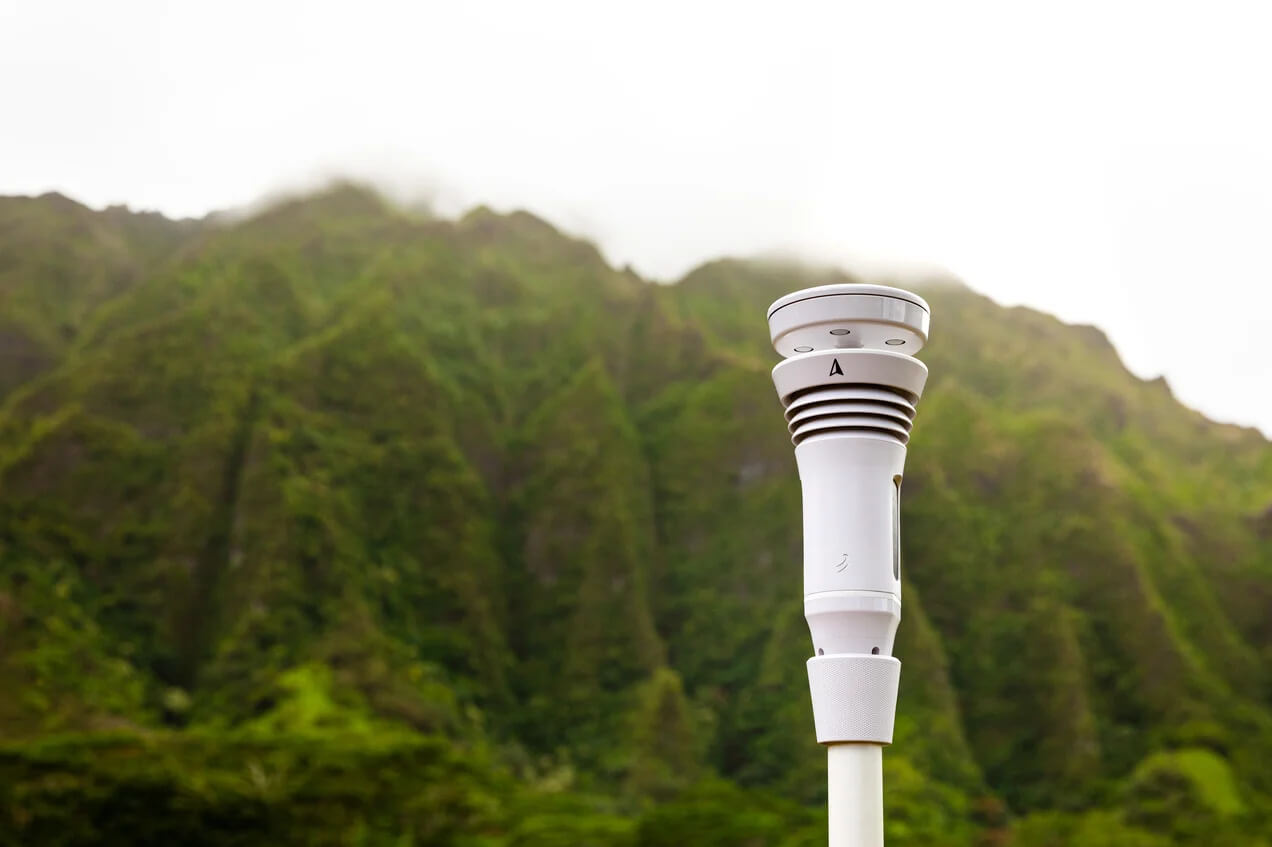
(767, 283, 930, 358)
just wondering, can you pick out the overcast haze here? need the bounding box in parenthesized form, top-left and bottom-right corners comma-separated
(3, 1, 1271, 435)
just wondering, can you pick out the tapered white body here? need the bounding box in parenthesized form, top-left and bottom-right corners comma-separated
(798, 434, 904, 658)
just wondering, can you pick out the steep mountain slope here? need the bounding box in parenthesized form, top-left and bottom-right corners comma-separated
(0, 193, 198, 398)
(0, 186, 1269, 846)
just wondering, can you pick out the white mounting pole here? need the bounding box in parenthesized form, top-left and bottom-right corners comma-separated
(827, 743, 883, 847)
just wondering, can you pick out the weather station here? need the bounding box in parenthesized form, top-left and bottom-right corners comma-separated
(765, 284, 932, 847)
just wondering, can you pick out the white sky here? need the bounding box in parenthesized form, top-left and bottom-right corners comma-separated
(3, 1, 1271, 436)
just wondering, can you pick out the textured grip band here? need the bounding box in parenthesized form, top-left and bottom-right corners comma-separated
(806, 654, 901, 744)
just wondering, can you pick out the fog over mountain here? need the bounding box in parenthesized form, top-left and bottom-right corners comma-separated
(5, 2, 1272, 436)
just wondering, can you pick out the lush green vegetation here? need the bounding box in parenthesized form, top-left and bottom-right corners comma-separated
(1, 185, 1270, 845)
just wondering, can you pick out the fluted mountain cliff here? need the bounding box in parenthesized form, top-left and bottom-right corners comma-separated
(1, 185, 1269, 846)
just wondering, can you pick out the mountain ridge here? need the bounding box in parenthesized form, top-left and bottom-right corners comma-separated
(0, 184, 1269, 846)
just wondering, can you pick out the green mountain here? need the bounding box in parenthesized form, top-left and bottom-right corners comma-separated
(1, 185, 1270, 846)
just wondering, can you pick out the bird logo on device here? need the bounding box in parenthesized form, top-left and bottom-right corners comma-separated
(835, 553, 849, 572)
(829, 359, 844, 377)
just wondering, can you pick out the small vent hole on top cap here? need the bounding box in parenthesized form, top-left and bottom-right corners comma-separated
(871, 647, 880, 655)
(885, 339, 906, 346)
(829, 328, 851, 335)
(794, 345, 814, 353)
